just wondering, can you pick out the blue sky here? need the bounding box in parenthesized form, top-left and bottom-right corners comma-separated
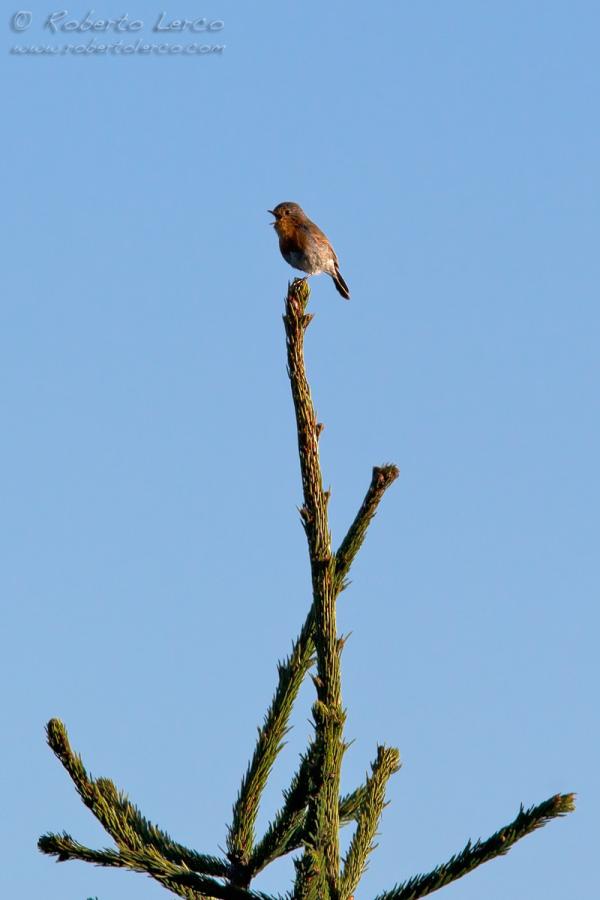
(2, 3, 598, 899)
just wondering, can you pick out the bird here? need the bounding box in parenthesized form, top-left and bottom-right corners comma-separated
(268, 202, 350, 299)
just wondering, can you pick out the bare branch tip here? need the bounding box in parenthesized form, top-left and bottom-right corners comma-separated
(372, 464, 400, 489)
(555, 793, 577, 814)
(46, 718, 69, 752)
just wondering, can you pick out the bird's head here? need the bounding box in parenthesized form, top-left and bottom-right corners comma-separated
(268, 202, 305, 232)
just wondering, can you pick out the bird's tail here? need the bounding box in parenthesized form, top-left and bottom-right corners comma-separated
(332, 264, 350, 300)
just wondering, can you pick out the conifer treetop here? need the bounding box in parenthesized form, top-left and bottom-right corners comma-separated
(39, 279, 574, 900)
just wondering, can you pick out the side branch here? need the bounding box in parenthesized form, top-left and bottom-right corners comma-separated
(373, 793, 576, 900)
(248, 745, 316, 876)
(340, 746, 401, 900)
(38, 833, 278, 900)
(335, 465, 399, 588)
(43, 719, 228, 877)
(227, 625, 314, 877)
(44, 718, 150, 853)
(249, 768, 369, 877)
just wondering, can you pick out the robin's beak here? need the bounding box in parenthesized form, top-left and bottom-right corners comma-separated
(267, 209, 276, 216)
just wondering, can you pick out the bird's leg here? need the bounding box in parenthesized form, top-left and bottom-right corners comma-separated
(292, 276, 310, 289)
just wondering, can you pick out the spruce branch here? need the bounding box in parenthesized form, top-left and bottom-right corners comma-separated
(240, 415, 398, 884)
(45, 717, 145, 852)
(39, 833, 208, 900)
(283, 279, 345, 897)
(335, 465, 399, 589)
(44, 718, 227, 877)
(244, 460, 397, 873)
(373, 793, 576, 900)
(249, 754, 368, 877)
(340, 746, 401, 900)
(339, 784, 370, 824)
(38, 833, 279, 900)
(248, 745, 316, 875)
(293, 844, 330, 900)
(227, 619, 316, 877)
(248, 769, 370, 877)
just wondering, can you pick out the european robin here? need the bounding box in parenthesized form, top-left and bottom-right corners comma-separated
(268, 202, 350, 300)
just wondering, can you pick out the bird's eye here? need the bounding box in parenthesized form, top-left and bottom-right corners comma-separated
(283, 209, 289, 215)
